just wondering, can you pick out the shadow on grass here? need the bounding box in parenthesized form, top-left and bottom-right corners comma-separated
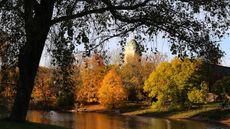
(120, 103, 148, 113)
(191, 109, 230, 121)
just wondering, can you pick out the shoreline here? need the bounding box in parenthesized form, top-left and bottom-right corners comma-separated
(122, 107, 230, 126)
(73, 104, 230, 126)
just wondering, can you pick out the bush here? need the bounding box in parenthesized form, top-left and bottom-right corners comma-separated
(98, 69, 128, 109)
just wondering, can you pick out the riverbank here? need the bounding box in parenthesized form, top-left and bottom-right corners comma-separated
(75, 103, 147, 114)
(0, 120, 68, 129)
(76, 103, 230, 125)
(122, 104, 230, 125)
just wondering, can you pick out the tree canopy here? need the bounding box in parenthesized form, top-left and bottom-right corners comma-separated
(144, 58, 208, 109)
(0, 0, 230, 121)
(98, 68, 127, 108)
(1, 0, 229, 63)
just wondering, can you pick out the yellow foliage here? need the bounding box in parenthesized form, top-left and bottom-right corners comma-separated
(144, 58, 208, 109)
(188, 82, 208, 104)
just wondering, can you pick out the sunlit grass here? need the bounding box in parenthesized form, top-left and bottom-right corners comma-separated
(122, 102, 230, 121)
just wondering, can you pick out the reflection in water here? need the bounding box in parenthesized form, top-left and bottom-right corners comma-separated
(27, 110, 230, 129)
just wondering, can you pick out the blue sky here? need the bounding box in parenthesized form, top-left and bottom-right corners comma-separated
(39, 35, 230, 67)
(220, 36, 230, 66)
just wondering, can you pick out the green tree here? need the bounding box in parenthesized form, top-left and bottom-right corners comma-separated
(50, 23, 76, 109)
(213, 76, 230, 101)
(98, 69, 127, 109)
(0, 0, 229, 121)
(144, 58, 208, 110)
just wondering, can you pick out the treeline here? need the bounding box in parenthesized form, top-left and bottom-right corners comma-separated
(144, 58, 230, 110)
(1, 54, 230, 111)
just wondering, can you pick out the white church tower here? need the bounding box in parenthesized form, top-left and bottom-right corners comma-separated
(124, 39, 141, 64)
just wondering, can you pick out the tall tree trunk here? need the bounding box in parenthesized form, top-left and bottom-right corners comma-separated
(9, 0, 54, 121)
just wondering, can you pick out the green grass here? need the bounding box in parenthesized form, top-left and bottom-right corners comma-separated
(0, 120, 69, 129)
(122, 102, 230, 122)
(167, 107, 218, 119)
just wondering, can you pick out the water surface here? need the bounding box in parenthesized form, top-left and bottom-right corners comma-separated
(27, 110, 230, 129)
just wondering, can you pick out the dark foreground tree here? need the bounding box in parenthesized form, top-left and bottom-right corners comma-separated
(0, 0, 229, 121)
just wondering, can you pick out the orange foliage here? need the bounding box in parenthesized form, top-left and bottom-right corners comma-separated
(98, 69, 127, 108)
(76, 53, 108, 104)
(31, 67, 56, 108)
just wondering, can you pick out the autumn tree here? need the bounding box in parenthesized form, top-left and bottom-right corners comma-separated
(120, 59, 144, 101)
(142, 52, 168, 80)
(187, 82, 208, 104)
(144, 58, 208, 110)
(0, 32, 17, 90)
(0, 68, 18, 111)
(76, 53, 109, 104)
(31, 67, 57, 109)
(0, 32, 18, 110)
(0, 0, 229, 121)
(98, 69, 127, 109)
(119, 52, 167, 102)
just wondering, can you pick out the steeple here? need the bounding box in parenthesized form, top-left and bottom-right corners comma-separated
(124, 39, 141, 64)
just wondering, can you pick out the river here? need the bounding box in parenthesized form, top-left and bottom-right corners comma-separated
(26, 110, 230, 129)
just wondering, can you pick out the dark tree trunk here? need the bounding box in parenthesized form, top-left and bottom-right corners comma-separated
(9, 0, 54, 121)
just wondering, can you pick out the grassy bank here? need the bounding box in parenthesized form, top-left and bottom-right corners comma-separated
(122, 103, 230, 124)
(0, 120, 69, 129)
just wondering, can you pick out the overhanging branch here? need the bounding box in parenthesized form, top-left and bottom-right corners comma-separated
(50, 7, 110, 25)
(50, 0, 150, 25)
(89, 23, 143, 51)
